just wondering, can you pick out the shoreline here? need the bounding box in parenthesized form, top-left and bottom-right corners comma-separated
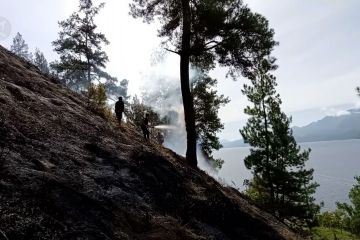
(220, 138, 360, 150)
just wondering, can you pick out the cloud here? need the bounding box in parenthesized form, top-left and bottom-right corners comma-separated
(334, 110, 351, 117)
(321, 107, 351, 117)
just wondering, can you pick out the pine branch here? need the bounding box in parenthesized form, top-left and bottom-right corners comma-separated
(164, 48, 180, 55)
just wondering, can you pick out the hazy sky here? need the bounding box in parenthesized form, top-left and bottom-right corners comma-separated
(1, 0, 359, 139)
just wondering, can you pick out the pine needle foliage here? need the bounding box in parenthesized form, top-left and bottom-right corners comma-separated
(241, 57, 320, 227)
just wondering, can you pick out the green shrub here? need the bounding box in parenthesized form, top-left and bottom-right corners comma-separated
(87, 83, 115, 123)
(312, 227, 359, 240)
(336, 176, 360, 236)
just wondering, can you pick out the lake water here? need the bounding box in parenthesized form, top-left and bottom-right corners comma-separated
(213, 139, 360, 211)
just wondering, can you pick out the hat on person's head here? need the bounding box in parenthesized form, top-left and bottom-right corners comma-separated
(119, 96, 123, 100)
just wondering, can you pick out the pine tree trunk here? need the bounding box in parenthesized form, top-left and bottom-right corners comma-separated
(180, 0, 197, 167)
(262, 96, 275, 212)
(85, 33, 91, 86)
(85, 13, 91, 88)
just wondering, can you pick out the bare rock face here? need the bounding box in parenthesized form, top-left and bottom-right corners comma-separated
(0, 45, 300, 240)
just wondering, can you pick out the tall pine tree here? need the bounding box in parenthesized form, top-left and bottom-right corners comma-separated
(10, 32, 32, 61)
(130, 0, 277, 167)
(240, 57, 320, 226)
(52, 0, 109, 91)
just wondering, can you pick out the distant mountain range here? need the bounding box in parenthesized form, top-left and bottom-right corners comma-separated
(293, 108, 360, 143)
(221, 109, 360, 148)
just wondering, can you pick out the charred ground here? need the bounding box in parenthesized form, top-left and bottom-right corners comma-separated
(0, 45, 299, 240)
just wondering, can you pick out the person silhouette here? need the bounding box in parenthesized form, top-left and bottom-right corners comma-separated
(115, 97, 125, 126)
(141, 113, 150, 140)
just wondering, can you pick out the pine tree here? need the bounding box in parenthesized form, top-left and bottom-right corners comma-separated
(130, 0, 277, 167)
(102, 76, 129, 103)
(52, 0, 109, 91)
(240, 57, 320, 226)
(33, 48, 50, 74)
(192, 70, 229, 168)
(336, 176, 360, 235)
(10, 32, 32, 61)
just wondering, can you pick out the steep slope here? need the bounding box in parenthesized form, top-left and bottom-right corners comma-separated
(0, 45, 299, 240)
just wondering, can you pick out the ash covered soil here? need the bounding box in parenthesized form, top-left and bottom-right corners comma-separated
(0, 45, 300, 240)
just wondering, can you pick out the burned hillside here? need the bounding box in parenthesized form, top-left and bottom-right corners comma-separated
(0, 45, 299, 240)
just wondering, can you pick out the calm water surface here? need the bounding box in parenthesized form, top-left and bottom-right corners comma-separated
(213, 139, 360, 211)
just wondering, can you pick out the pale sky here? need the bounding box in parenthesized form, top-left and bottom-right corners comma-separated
(1, 0, 359, 140)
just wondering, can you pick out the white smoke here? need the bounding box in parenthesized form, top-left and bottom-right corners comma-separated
(157, 106, 219, 175)
(161, 107, 187, 156)
(139, 65, 219, 173)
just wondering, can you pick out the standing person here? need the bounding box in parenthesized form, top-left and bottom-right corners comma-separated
(115, 97, 125, 126)
(141, 113, 150, 140)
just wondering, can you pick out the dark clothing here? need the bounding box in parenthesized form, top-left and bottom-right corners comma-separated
(142, 126, 150, 140)
(141, 117, 150, 140)
(116, 112, 123, 122)
(143, 117, 149, 127)
(115, 100, 125, 121)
